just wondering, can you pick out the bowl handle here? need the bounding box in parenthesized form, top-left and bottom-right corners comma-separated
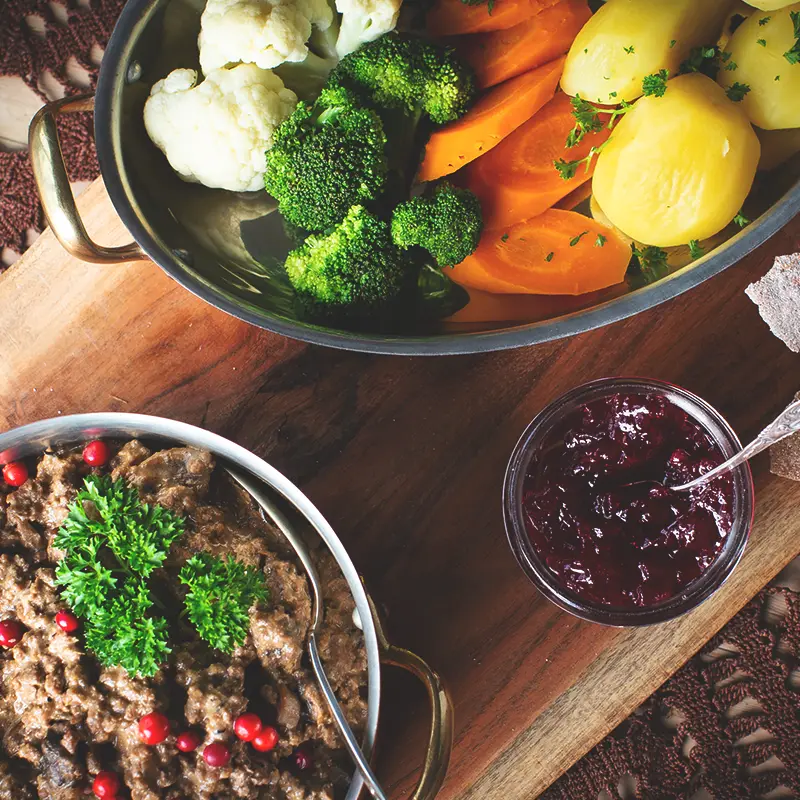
(28, 94, 146, 264)
(369, 594, 454, 800)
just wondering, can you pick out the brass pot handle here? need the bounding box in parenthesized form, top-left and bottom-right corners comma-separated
(28, 94, 145, 264)
(368, 594, 454, 800)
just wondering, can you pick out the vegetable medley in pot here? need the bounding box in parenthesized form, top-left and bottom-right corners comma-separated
(0, 441, 367, 799)
(142, 0, 800, 322)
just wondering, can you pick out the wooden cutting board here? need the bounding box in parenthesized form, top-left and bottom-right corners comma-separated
(1, 177, 800, 798)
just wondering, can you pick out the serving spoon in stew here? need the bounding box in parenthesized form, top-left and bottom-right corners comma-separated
(670, 397, 800, 492)
(225, 468, 389, 800)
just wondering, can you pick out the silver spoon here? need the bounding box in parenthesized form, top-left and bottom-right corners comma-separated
(225, 468, 388, 800)
(671, 397, 800, 492)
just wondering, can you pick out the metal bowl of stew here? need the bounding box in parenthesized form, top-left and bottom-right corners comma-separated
(29, 0, 800, 355)
(0, 412, 453, 800)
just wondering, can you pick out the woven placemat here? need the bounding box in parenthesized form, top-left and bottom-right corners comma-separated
(545, 582, 800, 799)
(0, 0, 123, 258)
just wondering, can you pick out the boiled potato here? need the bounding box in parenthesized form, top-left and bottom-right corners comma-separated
(561, 0, 735, 104)
(592, 73, 760, 246)
(756, 126, 800, 168)
(589, 196, 632, 246)
(742, 0, 796, 10)
(590, 197, 727, 268)
(718, 3, 800, 130)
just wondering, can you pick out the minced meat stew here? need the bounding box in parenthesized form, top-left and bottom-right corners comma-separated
(0, 441, 368, 799)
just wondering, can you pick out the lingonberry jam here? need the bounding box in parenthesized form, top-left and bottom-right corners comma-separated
(522, 393, 735, 608)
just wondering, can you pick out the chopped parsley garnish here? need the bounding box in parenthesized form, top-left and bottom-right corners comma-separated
(726, 82, 751, 101)
(180, 553, 268, 655)
(565, 95, 606, 147)
(501, 233, 509, 242)
(555, 140, 610, 180)
(569, 231, 590, 247)
(623, 45, 635, 55)
(565, 95, 631, 148)
(785, 11, 800, 64)
(680, 45, 720, 77)
(733, 210, 751, 228)
(595, 234, 607, 248)
(554, 158, 580, 179)
(54, 475, 185, 677)
(688, 240, 704, 260)
(669, 39, 677, 48)
(631, 245, 669, 281)
(759, 16, 770, 26)
(720, 50, 737, 71)
(757, 38, 767, 47)
(642, 69, 669, 97)
(776, 74, 781, 80)
(545, 252, 555, 262)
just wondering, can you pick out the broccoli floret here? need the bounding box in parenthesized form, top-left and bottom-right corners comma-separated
(329, 33, 476, 124)
(265, 85, 388, 231)
(391, 182, 483, 267)
(285, 205, 407, 315)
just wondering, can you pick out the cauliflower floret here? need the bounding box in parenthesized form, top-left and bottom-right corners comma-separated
(334, 0, 402, 57)
(198, 0, 334, 74)
(143, 64, 297, 192)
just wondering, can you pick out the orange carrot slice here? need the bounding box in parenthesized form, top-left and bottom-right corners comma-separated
(427, 0, 562, 36)
(417, 57, 565, 182)
(462, 91, 612, 230)
(450, 210, 630, 296)
(458, 0, 591, 88)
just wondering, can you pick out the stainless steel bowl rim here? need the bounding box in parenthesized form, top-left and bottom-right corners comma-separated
(0, 412, 379, 800)
(95, 0, 800, 355)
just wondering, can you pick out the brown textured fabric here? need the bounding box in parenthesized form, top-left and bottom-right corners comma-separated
(544, 588, 800, 799)
(0, 0, 123, 255)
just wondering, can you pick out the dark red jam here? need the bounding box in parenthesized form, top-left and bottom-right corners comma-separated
(522, 393, 735, 608)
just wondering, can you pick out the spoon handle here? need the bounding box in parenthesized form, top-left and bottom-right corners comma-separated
(225, 468, 388, 800)
(675, 398, 800, 491)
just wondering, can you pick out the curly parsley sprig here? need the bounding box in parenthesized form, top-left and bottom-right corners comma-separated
(55, 475, 184, 676)
(56, 476, 270, 672)
(180, 553, 268, 655)
(680, 45, 723, 78)
(558, 76, 678, 181)
(688, 240, 705, 261)
(785, 11, 800, 65)
(563, 95, 633, 150)
(631, 245, 670, 282)
(555, 138, 613, 180)
(642, 69, 669, 98)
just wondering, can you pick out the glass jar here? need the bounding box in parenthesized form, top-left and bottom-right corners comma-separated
(503, 377, 755, 626)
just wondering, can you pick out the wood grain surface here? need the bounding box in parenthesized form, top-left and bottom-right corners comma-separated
(1, 178, 799, 798)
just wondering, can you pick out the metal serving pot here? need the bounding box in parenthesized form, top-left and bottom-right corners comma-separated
(29, 0, 800, 355)
(0, 413, 453, 800)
